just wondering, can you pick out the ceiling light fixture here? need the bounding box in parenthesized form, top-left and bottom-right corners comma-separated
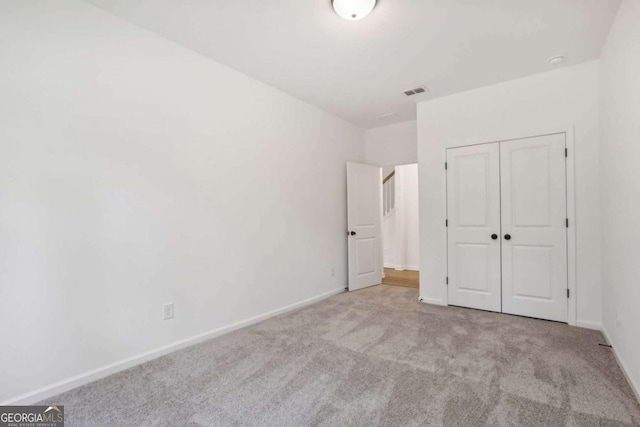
(548, 55, 565, 66)
(332, 0, 376, 21)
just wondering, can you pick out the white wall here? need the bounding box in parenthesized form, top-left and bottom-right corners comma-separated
(599, 0, 640, 399)
(0, 1, 364, 403)
(383, 164, 419, 270)
(417, 61, 601, 328)
(365, 120, 417, 167)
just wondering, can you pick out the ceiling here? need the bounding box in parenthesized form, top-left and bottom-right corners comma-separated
(87, 0, 621, 129)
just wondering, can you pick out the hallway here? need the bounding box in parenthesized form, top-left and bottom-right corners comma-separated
(381, 268, 419, 289)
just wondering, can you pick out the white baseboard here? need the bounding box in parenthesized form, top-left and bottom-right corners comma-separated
(601, 325, 640, 404)
(418, 297, 445, 306)
(576, 319, 602, 331)
(1, 286, 346, 406)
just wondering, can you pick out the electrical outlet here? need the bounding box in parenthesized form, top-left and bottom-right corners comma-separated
(331, 267, 335, 277)
(163, 303, 174, 320)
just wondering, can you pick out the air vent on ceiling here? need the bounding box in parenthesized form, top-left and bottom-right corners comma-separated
(376, 112, 398, 121)
(404, 86, 428, 96)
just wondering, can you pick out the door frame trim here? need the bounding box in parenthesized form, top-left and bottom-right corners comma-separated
(442, 126, 577, 326)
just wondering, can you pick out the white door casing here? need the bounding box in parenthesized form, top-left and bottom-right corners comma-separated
(446, 143, 502, 312)
(347, 162, 383, 291)
(500, 134, 568, 322)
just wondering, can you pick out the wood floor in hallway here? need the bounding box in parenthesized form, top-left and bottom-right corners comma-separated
(382, 268, 419, 289)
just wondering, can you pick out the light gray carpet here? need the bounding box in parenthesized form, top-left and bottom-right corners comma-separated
(43, 285, 640, 426)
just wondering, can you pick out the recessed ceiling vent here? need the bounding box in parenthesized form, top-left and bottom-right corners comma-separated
(376, 112, 398, 121)
(404, 86, 428, 96)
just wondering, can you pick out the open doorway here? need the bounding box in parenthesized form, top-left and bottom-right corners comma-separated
(381, 163, 419, 289)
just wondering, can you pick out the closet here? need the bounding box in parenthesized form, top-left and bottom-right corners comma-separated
(446, 133, 568, 322)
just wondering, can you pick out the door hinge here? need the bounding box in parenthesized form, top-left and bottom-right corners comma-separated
(446, 276, 449, 285)
(567, 289, 570, 298)
(566, 218, 569, 228)
(565, 148, 568, 158)
(445, 162, 448, 170)
(445, 219, 448, 227)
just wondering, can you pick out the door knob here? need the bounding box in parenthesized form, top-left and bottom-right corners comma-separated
(504, 234, 511, 240)
(491, 234, 498, 240)
(349, 231, 356, 236)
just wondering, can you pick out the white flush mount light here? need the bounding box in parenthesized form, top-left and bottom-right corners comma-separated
(332, 0, 377, 21)
(548, 55, 565, 66)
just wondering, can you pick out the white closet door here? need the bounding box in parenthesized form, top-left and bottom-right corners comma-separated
(500, 134, 568, 322)
(447, 143, 501, 312)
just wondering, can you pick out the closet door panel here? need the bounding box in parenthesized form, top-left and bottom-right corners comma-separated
(447, 143, 501, 312)
(500, 134, 568, 322)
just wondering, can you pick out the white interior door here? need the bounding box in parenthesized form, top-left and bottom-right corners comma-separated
(347, 162, 382, 291)
(446, 143, 502, 312)
(500, 134, 568, 322)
